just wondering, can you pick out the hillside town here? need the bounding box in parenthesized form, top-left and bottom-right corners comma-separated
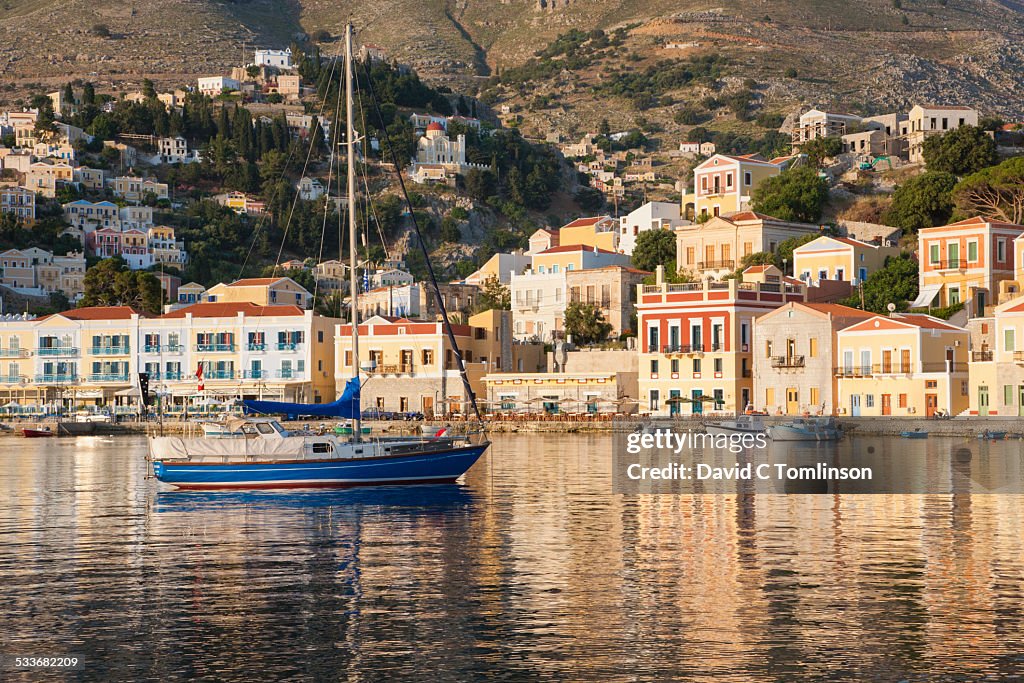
(0, 40, 1022, 423)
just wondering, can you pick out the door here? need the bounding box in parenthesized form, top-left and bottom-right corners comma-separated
(946, 348, 955, 373)
(978, 386, 989, 416)
(1019, 385, 1024, 417)
(882, 350, 892, 374)
(691, 389, 703, 415)
(925, 393, 938, 417)
(786, 388, 799, 414)
(900, 349, 911, 373)
(881, 394, 892, 416)
(851, 394, 861, 417)
(422, 395, 434, 418)
(669, 389, 681, 417)
(976, 291, 987, 318)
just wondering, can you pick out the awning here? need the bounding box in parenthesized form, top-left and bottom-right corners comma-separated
(910, 283, 942, 309)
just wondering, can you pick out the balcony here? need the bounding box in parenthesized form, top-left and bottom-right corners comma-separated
(275, 370, 305, 380)
(163, 371, 183, 380)
(276, 342, 302, 351)
(972, 351, 993, 362)
(205, 370, 237, 380)
(0, 348, 28, 358)
(771, 355, 806, 368)
(931, 259, 964, 271)
(662, 344, 704, 355)
(195, 344, 236, 353)
(243, 370, 269, 379)
(400, 364, 415, 374)
(697, 260, 736, 270)
(742, 368, 752, 378)
(90, 346, 130, 356)
(37, 347, 78, 357)
(2, 374, 26, 384)
(1014, 351, 1024, 364)
(34, 374, 78, 383)
(144, 344, 161, 353)
(247, 343, 267, 352)
(88, 373, 130, 382)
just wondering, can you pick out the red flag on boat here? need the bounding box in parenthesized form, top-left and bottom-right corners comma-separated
(196, 363, 204, 392)
(434, 427, 447, 438)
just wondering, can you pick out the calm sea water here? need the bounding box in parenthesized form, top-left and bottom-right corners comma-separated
(1, 433, 1024, 681)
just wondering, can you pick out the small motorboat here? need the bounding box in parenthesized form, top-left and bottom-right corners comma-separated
(335, 422, 372, 436)
(978, 430, 1007, 440)
(901, 428, 929, 439)
(705, 414, 767, 437)
(768, 417, 841, 442)
(22, 427, 54, 438)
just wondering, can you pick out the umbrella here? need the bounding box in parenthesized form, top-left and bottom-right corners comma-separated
(196, 397, 224, 406)
(664, 396, 689, 404)
(3, 400, 20, 408)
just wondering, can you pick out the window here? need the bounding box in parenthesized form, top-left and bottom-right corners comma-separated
(648, 326, 659, 353)
(929, 244, 940, 264)
(865, 394, 874, 408)
(898, 394, 907, 408)
(692, 358, 701, 374)
(685, 247, 695, 265)
(344, 351, 353, 366)
(649, 390, 660, 411)
(968, 241, 978, 262)
(1005, 328, 1015, 352)
(949, 287, 960, 306)
(948, 243, 959, 268)
(422, 349, 434, 364)
(400, 397, 409, 412)
(810, 387, 820, 407)
(726, 173, 733, 188)
(714, 358, 722, 374)
(650, 359, 659, 374)
(998, 239, 1007, 262)
(1005, 385, 1014, 405)
(318, 331, 324, 343)
(765, 340, 773, 358)
(809, 338, 818, 358)
(858, 267, 867, 282)
(671, 358, 679, 374)
(744, 171, 752, 186)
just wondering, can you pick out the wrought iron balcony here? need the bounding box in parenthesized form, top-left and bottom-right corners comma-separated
(771, 355, 805, 368)
(34, 373, 78, 383)
(972, 351, 993, 362)
(88, 373, 130, 382)
(90, 346, 130, 355)
(697, 260, 735, 270)
(195, 343, 236, 352)
(37, 347, 78, 357)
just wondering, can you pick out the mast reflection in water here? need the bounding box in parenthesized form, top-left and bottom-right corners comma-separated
(1, 434, 1023, 680)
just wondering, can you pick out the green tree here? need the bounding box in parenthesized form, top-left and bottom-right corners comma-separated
(464, 168, 496, 201)
(953, 156, 1024, 225)
(883, 171, 957, 231)
(474, 276, 511, 311)
(80, 258, 163, 315)
(801, 136, 843, 167)
(922, 125, 998, 176)
(574, 187, 604, 212)
(142, 79, 157, 99)
(751, 166, 828, 223)
(843, 255, 918, 313)
(632, 228, 676, 273)
(440, 216, 461, 242)
(564, 302, 612, 345)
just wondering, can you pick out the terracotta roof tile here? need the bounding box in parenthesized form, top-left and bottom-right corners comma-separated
(538, 244, 618, 255)
(160, 302, 305, 319)
(561, 216, 611, 229)
(47, 306, 142, 321)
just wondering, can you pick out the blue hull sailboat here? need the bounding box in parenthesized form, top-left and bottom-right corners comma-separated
(149, 25, 489, 491)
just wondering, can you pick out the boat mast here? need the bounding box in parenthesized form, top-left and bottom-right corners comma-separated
(346, 23, 361, 441)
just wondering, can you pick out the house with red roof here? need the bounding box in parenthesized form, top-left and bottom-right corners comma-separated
(676, 212, 822, 278)
(680, 153, 800, 220)
(836, 313, 969, 417)
(915, 216, 1024, 315)
(203, 276, 312, 309)
(793, 234, 900, 287)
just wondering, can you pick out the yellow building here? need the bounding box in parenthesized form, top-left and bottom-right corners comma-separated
(835, 313, 969, 417)
(915, 216, 1024, 314)
(676, 211, 821, 279)
(793, 235, 900, 286)
(557, 216, 619, 253)
(967, 296, 1024, 416)
(335, 310, 545, 416)
(680, 154, 797, 221)
(204, 277, 312, 309)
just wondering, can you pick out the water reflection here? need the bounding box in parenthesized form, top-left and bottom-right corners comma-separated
(0, 434, 1023, 681)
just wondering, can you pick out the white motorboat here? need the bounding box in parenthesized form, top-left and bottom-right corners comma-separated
(705, 414, 767, 436)
(768, 417, 842, 442)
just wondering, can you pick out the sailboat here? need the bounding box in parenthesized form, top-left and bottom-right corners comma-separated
(148, 25, 489, 490)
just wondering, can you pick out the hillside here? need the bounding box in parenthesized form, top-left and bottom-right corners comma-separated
(1, 0, 1022, 121)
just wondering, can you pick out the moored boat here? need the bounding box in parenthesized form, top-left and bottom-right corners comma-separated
(768, 417, 842, 442)
(705, 414, 766, 437)
(978, 430, 1007, 440)
(22, 427, 54, 438)
(901, 428, 929, 439)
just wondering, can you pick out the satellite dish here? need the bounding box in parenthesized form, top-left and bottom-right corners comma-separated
(887, 303, 896, 313)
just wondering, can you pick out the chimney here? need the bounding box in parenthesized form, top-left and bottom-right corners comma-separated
(655, 265, 665, 285)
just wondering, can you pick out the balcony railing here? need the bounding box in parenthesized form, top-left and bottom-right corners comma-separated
(742, 368, 752, 378)
(400, 364, 415, 374)
(276, 342, 302, 351)
(697, 260, 735, 270)
(163, 371, 183, 380)
(247, 343, 267, 351)
(37, 347, 78, 357)
(275, 370, 305, 380)
(88, 373, 130, 382)
(204, 370, 236, 380)
(143, 344, 184, 354)
(195, 343, 236, 352)
(930, 259, 963, 270)
(1014, 351, 1024, 364)
(771, 355, 806, 368)
(243, 370, 269, 379)
(972, 351, 993, 362)
(835, 362, 957, 377)
(662, 344, 705, 354)
(90, 346, 130, 355)
(2, 374, 26, 384)
(35, 373, 78, 383)
(0, 348, 28, 358)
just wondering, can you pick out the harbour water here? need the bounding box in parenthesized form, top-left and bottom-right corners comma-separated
(2, 433, 1024, 681)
